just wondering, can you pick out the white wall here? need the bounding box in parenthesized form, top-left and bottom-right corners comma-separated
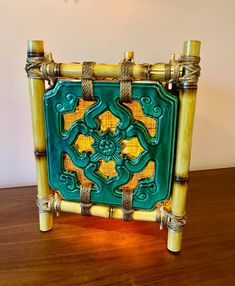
(0, 0, 235, 187)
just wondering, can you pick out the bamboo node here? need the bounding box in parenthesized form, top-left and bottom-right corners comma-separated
(34, 150, 46, 157)
(108, 206, 114, 219)
(141, 63, 151, 80)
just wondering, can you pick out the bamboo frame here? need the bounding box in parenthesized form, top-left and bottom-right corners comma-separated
(167, 40, 201, 252)
(59, 63, 175, 81)
(26, 39, 200, 251)
(27, 41, 53, 231)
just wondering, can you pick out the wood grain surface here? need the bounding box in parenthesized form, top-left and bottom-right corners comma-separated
(0, 168, 235, 286)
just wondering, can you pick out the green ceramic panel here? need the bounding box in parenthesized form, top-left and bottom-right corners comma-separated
(44, 81, 178, 210)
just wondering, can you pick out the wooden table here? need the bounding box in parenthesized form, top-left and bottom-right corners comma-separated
(0, 168, 234, 285)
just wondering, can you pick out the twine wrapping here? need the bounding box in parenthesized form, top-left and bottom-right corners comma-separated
(156, 205, 187, 232)
(120, 61, 133, 102)
(122, 187, 134, 221)
(178, 55, 201, 88)
(82, 61, 96, 101)
(25, 57, 45, 79)
(80, 184, 92, 216)
(166, 55, 200, 87)
(25, 53, 59, 85)
(36, 196, 52, 214)
(48, 192, 61, 217)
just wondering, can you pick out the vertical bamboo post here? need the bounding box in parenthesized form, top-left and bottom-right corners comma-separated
(167, 40, 201, 252)
(27, 40, 53, 231)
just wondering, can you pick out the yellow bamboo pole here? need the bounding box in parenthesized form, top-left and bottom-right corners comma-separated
(167, 40, 201, 252)
(27, 40, 53, 231)
(56, 199, 159, 222)
(51, 63, 178, 82)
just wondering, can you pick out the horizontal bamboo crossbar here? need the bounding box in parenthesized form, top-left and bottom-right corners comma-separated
(26, 40, 200, 90)
(60, 199, 159, 222)
(59, 63, 179, 81)
(26, 51, 200, 88)
(36, 195, 186, 232)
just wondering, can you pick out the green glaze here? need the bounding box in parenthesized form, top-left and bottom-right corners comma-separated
(44, 81, 178, 210)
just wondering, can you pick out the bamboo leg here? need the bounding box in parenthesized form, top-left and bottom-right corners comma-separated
(167, 40, 201, 252)
(27, 40, 53, 231)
